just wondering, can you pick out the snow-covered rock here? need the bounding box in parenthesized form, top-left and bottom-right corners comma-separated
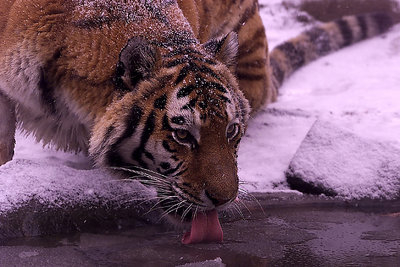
(286, 120, 400, 199)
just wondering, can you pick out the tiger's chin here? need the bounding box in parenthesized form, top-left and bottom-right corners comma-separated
(158, 201, 196, 228)
(163, 212, 193, 230)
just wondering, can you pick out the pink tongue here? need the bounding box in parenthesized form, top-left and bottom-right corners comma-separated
(181, 210, 223, 244)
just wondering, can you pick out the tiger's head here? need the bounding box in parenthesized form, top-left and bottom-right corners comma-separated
(90, 32, 250, 222)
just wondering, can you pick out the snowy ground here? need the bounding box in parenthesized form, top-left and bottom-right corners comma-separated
(239, 0, 400, 193)
(1, 0, 400, 216)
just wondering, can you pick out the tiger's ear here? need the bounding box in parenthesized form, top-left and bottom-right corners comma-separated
(115, 37, 158, 90)
(203, 32, 238, 71)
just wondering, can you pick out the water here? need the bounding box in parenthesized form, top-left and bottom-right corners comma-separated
(1, 194, 399, 266)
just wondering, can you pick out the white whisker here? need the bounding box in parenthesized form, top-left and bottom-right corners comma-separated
(238, 186, 265, 215)
(232, 202, 245, 219)
(181, 203, 193, 222)
(235, 197, 252, 215)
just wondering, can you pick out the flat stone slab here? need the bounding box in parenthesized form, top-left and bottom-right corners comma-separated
(286, 120, 400, 199)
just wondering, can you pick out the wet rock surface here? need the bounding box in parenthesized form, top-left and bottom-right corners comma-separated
(1, 193, 399, 267)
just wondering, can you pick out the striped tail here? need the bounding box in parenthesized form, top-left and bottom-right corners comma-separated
(269, 13, 394, 93)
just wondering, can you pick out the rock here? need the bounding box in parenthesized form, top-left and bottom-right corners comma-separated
(286, 120, 400, 199)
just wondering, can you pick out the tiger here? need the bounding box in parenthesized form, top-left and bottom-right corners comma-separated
(0, 0, 394, 244)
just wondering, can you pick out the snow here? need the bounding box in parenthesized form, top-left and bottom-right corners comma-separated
(1, 0, 400, 221)
(177, 257, 225, 267)
(286, 120, 400, 199)
(259, 0, 312, 49)
(238, 0, 400, 194)
(0, 158, 152, 214)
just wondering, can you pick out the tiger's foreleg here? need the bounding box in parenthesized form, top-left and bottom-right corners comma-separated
(0, 91, 16, 166)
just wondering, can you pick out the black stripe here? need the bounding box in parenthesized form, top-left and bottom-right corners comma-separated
(234, 138, 241, 150)
(305, 27, 331, 56)
(171, 116, 186, 125)
(107, 105, 143, 166)
(144, 151, 155, 162)
(198, 101, 207, 110)
(205, 81, 227, 93)
(114, 61, 130, 92)
(177, 84, 196, 98)
(154, 94, 167, 110)
(167, 58, 188, 68)
(175, 65, 189, 85)
(174, 65, 193, 85)
(160, 162, 171, 170)
(195, 76, 227, 93)
(233, 0, 257, 32)
(238, 27, 266, 55)
(371, 13, 393, 34)
(269, 57, 285, 85)
(38, 49, 62, 114)
(189, 98, 198, 108)
(356, 15, 368, 40)
(178, 185, 203, 203)
(162, 114, 174, 131)
(218, 95, 231, 103)
(181, 98, 197, 111)
(200, 113, 207, 122)
(161, 161, 183, 176)
(198, 65, 221, 81)
(237, 59, 266, 69)
(38, 67, 57, 114)
(236, 72, 264, 81)
(275, 42, 305, 71)
(238, 41, 265, 57)
(104, 126, 115, 142)
(174, 168, 188, 177)
(336, 19, 353, 47)
(131, 111, 156, 167)
(162, 140, 177, 153)
(173, 62, 221, 85)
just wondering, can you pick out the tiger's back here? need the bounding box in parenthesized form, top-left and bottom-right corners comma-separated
(178, 0, 274, 110)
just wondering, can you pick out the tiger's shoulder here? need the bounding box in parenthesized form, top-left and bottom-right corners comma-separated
(0, 0, 203, 151)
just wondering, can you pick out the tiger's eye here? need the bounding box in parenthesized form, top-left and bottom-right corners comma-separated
(172, 129, 197, 148)
(175, 129, 189, 141)
(226, 123, 239, 140)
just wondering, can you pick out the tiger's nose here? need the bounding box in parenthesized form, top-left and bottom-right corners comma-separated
(205, 190, 231, 206)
